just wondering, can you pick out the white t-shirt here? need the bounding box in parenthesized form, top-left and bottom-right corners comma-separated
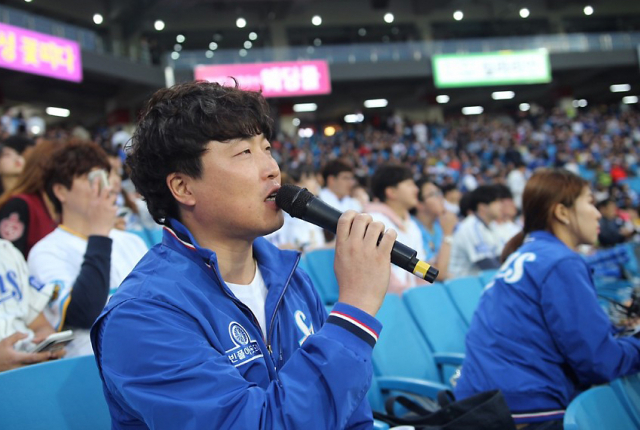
(506, 169, 527, 210)
(0, 239, 51, 341)
(491, 220, 522, 250)
(264, 213, 326, 251)
(448, 214, 502, 278)
(369, 210, 426, 292)
(226, 264, 268, 340)
(28, 227, 148, 357)
(319, 188, 363, 213)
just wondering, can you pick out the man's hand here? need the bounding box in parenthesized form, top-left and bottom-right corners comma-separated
(440, 211, 458, 236)
(87, 180, 118, 237)
(0, 332, 64, 372)
(334, 211, 397, 316)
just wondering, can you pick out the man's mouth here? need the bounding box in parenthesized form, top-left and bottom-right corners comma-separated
(265, 191, 277, 202)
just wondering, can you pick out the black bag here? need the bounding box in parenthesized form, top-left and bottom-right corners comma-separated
(372, 389, 516, 430)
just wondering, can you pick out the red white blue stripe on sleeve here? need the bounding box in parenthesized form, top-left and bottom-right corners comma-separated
(327, 310, 380, 348)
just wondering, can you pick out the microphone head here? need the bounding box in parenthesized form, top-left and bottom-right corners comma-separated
(275, 184, 314, 218)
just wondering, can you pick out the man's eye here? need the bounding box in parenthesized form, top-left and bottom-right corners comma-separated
(240, 149, 251, 155)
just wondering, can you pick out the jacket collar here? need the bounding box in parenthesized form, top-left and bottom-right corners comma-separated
(162, 218, 301, 290)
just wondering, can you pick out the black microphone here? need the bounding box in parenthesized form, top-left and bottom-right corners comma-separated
(275, 184, 439, 283)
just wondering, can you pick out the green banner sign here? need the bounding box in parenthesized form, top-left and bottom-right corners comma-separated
(432, 49, 551, 88)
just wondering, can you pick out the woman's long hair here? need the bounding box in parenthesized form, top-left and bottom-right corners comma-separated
(501, 168, 588, 262)
(0, 140, 59, 209)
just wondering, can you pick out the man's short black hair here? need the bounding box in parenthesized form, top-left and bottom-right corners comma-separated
(468, 185, 501, 213)
(493, 184, 513, 200)
(596, 199, 613, 210)
(127, 81, 274, 224)
(416, 177, 437, 203)
(370, 164, 414, 203)
(321, 159, 354, 184)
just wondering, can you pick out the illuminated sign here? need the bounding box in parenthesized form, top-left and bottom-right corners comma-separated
(0, 23, 82, 82)
(432, 50, 551, 88)
(195, 60, 331, 98)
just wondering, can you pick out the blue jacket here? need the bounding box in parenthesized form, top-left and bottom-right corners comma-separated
(455, 231, 640, 424)
(90, 219, 381, 429)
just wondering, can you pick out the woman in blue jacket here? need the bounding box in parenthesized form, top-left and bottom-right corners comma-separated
(455, 168, 640, 429)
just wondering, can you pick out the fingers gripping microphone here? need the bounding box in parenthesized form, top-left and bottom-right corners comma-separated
(276, 185, 439, 283)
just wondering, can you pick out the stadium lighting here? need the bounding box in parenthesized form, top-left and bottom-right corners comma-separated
(209, 42, 218, 50)
(154, 20, 165, 31)
(436, 95, 450, 104)
(344, 114, 364, 123)
(239, 49, 248, 57)
(453, 11, 464, 21)
(324, 126, 336, 136)
(623, 96, 639, 104)
(24, 0, 32, 3)
(292, 118, 301, 126)
(46, 107, 70, 118)
(93, 14, 103, 25)
(298, 128, 314, 138)
(610, 84, 631, 93)
(173, 44, 182, 51)
(384, 13, 394, 23)
(462, 106, 483, 115)
(492, 91, 515, 100)
(176, 34, 185, 43)
(205, 50, 214, 58)
(244, 41, 252, 49)
(364, 99, 388, 108)
(236, 17, 247, 28)
(572, 99, 588, 108)
(584, 6, 594, 16)
(293, 103, 318, 113)
(519, 103, 531, 111)
(249, 32, 258, 40)
(170, 52, 180, 60)
(358, 28, 367, 36)
(519, 8, 530, 18)
(312, 15, 322, 26)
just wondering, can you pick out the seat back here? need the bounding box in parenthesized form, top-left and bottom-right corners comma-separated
(444, 276, 484, 326)
(611, 373, 640, 427)
(0, 355, 111, 430)
(373, 294, 441, 383)
(478, 269, 498, 288)
(564, 385, 637, 430)
(403, 284, 468, 355)
(303, 248, 339, 304)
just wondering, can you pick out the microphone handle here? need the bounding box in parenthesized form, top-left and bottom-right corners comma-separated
(303, 199, 439, 283)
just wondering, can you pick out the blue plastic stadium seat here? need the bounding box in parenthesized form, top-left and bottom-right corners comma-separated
(303, 248, 339, 304)
(611, 373, 640, 427)
(564, 385, 637, 430)
(444, 276, 484, 326)
(0, 355, 111, 429)
(478, 269, 499, 288)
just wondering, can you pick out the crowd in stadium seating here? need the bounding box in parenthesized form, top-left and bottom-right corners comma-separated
(0, 101, 639, 425)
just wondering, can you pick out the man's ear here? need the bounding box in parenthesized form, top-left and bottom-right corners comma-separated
(385, 185, 397, 202)
(51, 183, 68, 204)
(167, 173, 196, 207)
(552, 202, 571, 225)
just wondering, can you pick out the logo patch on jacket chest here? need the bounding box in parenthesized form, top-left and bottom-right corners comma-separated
(226, 322, 263, 367)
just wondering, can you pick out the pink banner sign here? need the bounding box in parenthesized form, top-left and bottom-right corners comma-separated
(0, 23, 82, 83)
(195, 60, 331, 98)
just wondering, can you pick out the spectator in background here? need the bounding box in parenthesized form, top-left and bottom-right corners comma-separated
(0, 141, 59, 257)
(319, 160, 362, 212)
(441, 183, 461, 215)
(368, 164, 426, 293)
(0, 143, 24, 196)
(413, 179, 457, 280)
(492, 184, 522, 247)
(28, 141, 147, 357)
(456, 169, 640, 428)
(0, 239, 65, 371)
(448, 185, 503, 278)
(506, 160, 527, 210)
(597, 199, 635, 247)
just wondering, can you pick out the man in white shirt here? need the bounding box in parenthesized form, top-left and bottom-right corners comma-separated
(28, 142, 147, 357)
(318, 160, 362, 213)
(448, 185, 503, 278)
(491, 184, 522, 249)
(506, 161, 528, 210)
(367, 164, 426, 294)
